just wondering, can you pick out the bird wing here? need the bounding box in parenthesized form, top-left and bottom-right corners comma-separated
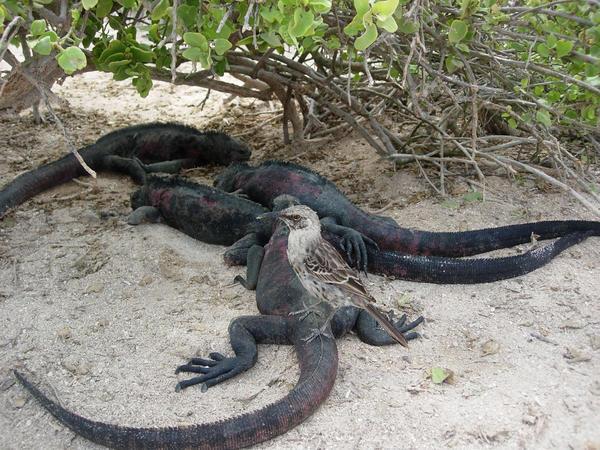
(304, 239, 376, 305)
(304, 239, 409, 348)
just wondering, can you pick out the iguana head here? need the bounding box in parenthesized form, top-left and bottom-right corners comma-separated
(199, 131, 251, 164)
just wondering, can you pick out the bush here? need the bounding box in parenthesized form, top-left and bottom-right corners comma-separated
(1, 0, 599, 212)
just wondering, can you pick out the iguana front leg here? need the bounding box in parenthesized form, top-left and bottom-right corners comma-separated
(141, 158, 197, 174)
(101, 155, 147, 184)
(128, 206, 162, 225)
(175, 315, 291, 392)
(223, 232, 261, 266)
(320, 217, 378, 273)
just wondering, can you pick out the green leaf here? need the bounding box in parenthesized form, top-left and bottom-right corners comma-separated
(371, 0, 399, 18)
(536, 110, 552, 127)
(130, 45, 154, 62)
(507, 118, 517, 129)
(177, 4, 196, 29)
(96, 0, 113, 18)
(354, 23, 377, 50)
(82, 0, 98, 10)
(448, 20, 468, 44)
(116, 0, 136, 8)
(536, 43, 550, 58)
(183, 32, 208, 51)
(326, 35, 340, 50)
(213, 57, 228, 76)
(308, 0, 331, 13)
(344, 16, 365, 36)
(431, 367, 449, 384)
(32, 36, 52, 55)
(260, 6, 283, 24)
(148, 24, 160, 42)
(150, 0, 169, 21)
(213, 38, 232, 56)
(456, 43, 470, 53)
(107, 59, 131, 71)
(182, 47, 204, 62)
(445, 55, 464, 73)
(132, 76, 152, 97)
(289, 8, 314, 37)
(555, 40, 573, 58)
(585, 63, 600, 77)
(182, 46, 212, 68)
(354, 0, 370, 16)
(260, 31, 282, 48)
(377, 15, 397, 33)
(546, 34, 557, 49)
(30, 19, 46, 36)
(582, 105, 596, 121)
(547, 90, 561, 102)
(57, 47, 87, 74)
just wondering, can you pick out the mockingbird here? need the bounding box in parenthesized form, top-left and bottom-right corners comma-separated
(279, 205, 409, 346)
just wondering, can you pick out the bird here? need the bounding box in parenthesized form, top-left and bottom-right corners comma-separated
(278, 205, 409, 347)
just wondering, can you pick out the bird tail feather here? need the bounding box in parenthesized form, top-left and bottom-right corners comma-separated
(363, 303, 409, 347)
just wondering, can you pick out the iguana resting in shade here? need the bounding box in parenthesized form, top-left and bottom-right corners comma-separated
(0, 122, 251, 218)
(129, 177, 591, 285)
(14, 211, 423, 449)
(214, 161, 600, 257)
(128, 175, 371, 258)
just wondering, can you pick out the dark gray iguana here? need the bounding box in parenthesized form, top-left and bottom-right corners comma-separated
(14, 212, 424, 449)
(214, 161, 600, 257)
(0, 122, 251, 218)
(129, 176, 592, 285)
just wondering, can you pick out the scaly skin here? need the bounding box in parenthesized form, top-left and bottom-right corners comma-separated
(130, 176, 268, 246)
(14, 222, 422, 449)
(214, 161, 600, 256)
(0, 123, 250, 218)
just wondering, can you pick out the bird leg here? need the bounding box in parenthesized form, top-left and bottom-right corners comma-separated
(301, 309, 337, 342)
(289, 300, 324, 321)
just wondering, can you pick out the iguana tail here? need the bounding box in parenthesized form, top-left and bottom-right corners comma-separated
(366, 231, 594, 284)
(14, 335, 338, 449)
(358, 215, 600, 256)
(0, 145, 99, 218)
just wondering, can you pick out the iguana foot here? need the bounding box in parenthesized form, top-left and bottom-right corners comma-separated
(233, 275, 254, 290)
(175, 352, 251, 392)
(340, 229, 379, 273)
(128, 206, 161, 225)
(289, 301, 323, 321)
(393, 314, 424, 341)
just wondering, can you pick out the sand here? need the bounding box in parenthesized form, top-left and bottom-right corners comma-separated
(0, 71, 598, 449)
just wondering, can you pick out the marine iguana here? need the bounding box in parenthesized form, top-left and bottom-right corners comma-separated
(130, 177, 594, 285)
(0, 122, 250, 218)
(14, 215, 423, 449)
(128, 176, 373, 264)
(214, 161, 600, 257)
